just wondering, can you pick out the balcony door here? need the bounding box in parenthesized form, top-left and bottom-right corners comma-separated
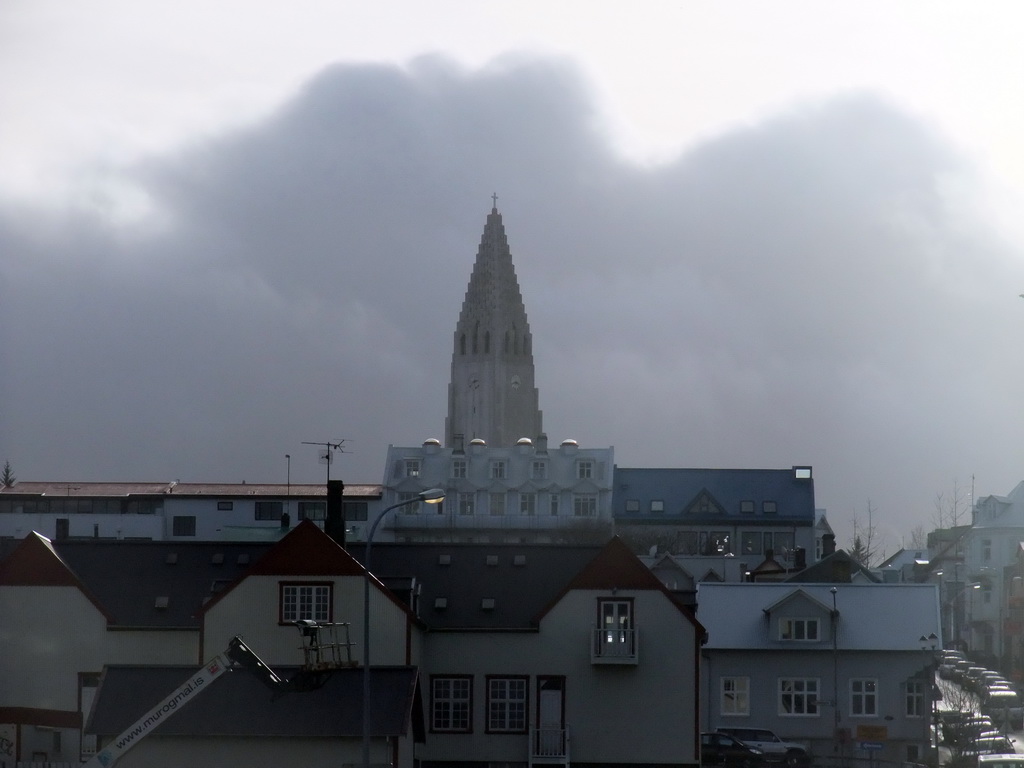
(599, 598, 633, 656)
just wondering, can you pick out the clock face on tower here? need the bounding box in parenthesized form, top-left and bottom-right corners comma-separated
(468, 376, 480, 389)
(510, 374, 522, 391)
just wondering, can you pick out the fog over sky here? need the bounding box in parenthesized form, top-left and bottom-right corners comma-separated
(2, 1, 1023, 552)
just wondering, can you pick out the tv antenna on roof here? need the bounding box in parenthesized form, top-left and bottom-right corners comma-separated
(301, 440, 349, 484)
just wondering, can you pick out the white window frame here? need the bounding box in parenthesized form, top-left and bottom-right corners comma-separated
(458, 493, 474, 516)
(778, 678, 819, 716)
(280, 583, 332, 624)
(520, 493, 536, 516)
(905, 680, 924, 718)
(577, 460, 594, 479)
(573, 493, 598, 517)
(851, 678, 878, 717)
(432, 676, 472, 733)
(487, 677, 528, 733)
(399, 491, 421, 514)
(531, 461, 547, 479)
(404, 459, 421, 477)
(451, 459, 467, 479)
(549, 493, 560, 516)
(721, 676, 750, 716)
(490, 461, 506, 479)
(779, 618, 820, 641)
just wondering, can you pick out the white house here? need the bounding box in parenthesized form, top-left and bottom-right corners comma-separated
(698, 582, 941, 767)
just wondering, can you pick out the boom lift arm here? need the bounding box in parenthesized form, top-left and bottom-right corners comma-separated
(85, 636, 287, 768)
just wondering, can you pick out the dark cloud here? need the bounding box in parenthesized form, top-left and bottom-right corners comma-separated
(2, 55, 1022, 547)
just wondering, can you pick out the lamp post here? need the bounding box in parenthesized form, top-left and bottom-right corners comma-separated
(831, 587, 840, 755)
(362, 488, 445, 768)
(948, 582, 980, 653)
(919, 633, 939, 755)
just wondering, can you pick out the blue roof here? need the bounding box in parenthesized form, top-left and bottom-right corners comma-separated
(613, 467, 815, 525)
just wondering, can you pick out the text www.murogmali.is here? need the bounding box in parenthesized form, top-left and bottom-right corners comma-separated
(113, 675, 207, 749)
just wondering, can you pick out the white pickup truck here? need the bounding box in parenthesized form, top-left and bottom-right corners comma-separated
(716, 728, 811, 768)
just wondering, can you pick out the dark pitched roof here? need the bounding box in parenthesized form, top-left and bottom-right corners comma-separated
(0, 536, 273, 628)
(352, 536, 703, 636)
(0, 481, 381, 498)
(247, 520, 365, 577)
(613, 467, 815, 524)
(785, 549, 881, 583)
(349, 540, 603, 630)
(0, 532, 113, 620)
(87, 665, 419, 739)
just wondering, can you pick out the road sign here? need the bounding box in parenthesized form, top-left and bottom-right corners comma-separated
(859, 741, 884, 751)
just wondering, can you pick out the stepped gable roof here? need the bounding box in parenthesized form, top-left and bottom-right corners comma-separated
(87, 665, 420, 739)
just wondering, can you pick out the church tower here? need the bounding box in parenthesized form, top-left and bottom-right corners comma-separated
(445, 201, 543, 449)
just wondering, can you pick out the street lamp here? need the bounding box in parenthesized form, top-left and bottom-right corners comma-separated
(947, 582, 980, 653)
(920, 633, 939, 754)
(362, 488, 445, 768)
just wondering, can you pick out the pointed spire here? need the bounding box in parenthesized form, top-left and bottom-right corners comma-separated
(445, 200, 543, 448)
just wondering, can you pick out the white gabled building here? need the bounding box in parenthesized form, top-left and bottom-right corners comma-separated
(379, 437, 614, 543)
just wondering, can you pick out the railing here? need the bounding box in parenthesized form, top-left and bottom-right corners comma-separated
(530, 726, 569, 765)
(591, 628, 638, 664)
(388, 513, 576, 531)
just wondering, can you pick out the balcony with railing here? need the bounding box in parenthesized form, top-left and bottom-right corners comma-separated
(530, 726, 570, 766)
(591, 627, 638, 665)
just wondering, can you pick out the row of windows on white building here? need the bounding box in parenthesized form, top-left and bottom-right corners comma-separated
(403, 458, 600, 481)
(720, 676, 921, 718)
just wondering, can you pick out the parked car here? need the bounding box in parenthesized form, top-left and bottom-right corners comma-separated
(964, 734, 1016, 758)
(716, 728, 811, 768)
(982, 689, 1024, 730)
(702, 732, 766, 768)
(978, 754, 1024, 768)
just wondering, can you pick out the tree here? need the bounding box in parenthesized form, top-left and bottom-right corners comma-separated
(849, 500, 885, 568)
(1, 460, 13, 488)
(933, 479, 969, 530)
(908, 524, 927, 549)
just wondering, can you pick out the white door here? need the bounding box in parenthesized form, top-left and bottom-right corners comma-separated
(536, 677, 565, 757)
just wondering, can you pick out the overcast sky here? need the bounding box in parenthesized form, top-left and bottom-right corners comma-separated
(2, 1, 1023, 553)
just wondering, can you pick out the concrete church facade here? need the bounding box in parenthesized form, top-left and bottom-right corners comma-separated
(381, 203, 615, 543)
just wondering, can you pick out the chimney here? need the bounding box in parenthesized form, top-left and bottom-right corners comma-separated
(822, 533, 836, 556)
(325, 480, 346, 546)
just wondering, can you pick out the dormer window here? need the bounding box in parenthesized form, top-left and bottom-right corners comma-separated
(405, 459, 421, 477)
(577, 460, 594, 479)
(779, 618, 820, 641)
(490, 461, 506, 479)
